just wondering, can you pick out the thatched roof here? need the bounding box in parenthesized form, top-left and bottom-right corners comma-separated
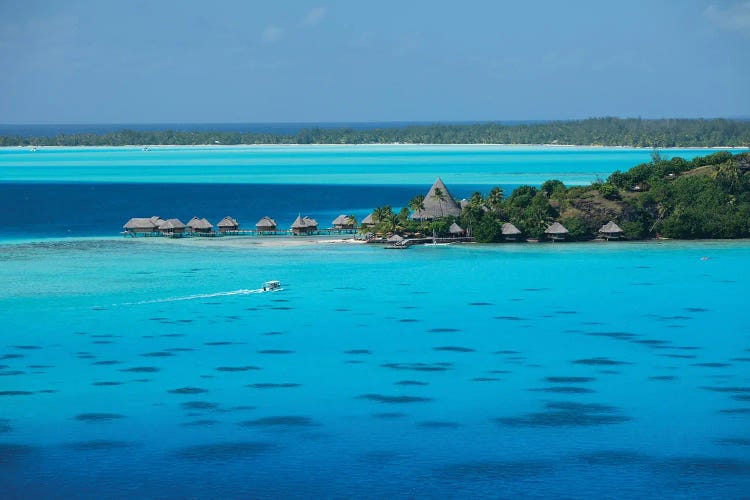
(449, 222, 464, 234)
(332, 214, 353, 226)
(159, 218, 186, 230)
(303, 216, 318, 227)
(387, 234, 405, 243)
(149, 216, 165, 226)
(256, 216, 277, 228)
(217, 216, 239, 228)
(459, 199, 469, 210)
(187, 217, 213, 230)
(361, 212, 377, 225)
(502, 222, 522, 235)
(545, 222, 568, 234)
(124, 217, 157, 230)
(292, 215, 318, 229)
(599, 221, 623, 234)
(412, 177, 461, 220)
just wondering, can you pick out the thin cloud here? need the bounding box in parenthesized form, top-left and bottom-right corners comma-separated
(302, 7, 326, 27)
(705, 1, 750, 34)
(261, 24, 284, 43)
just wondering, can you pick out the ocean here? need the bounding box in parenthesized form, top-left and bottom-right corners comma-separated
(1, 146, 749, 498)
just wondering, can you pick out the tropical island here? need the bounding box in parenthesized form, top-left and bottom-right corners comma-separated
(365, 150, 750, 242)
(3, 117, 750, 147)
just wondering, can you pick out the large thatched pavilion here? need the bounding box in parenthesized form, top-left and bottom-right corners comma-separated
(412, 177, 461, 221)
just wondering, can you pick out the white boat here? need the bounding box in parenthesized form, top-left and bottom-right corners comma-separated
(262, 280, 282, 291)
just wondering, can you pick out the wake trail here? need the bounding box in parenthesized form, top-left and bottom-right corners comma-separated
(117, 288, 265, 306)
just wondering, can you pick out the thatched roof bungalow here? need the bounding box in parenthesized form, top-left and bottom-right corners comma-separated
(412, 177, 461, 221)
(159, 218, 186, 236)
(123, 217, 159, 234)
(387, 234, 405, 246)
(545, 222, 569, 241)
(599, 220, 624, 240)
(360, 212, 377, 228)
(502, 222, 522, 241)
(332, 214, 356, 230)
(256, 216, 277, 232)
(291, 215, 318, 235)
(449, 222, 465, 236)
(187, 217, 214, 234)
(217, 216, 239, 233)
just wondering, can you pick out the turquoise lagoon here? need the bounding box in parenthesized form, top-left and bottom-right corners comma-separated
(0, 145, 740, 185)
(1, 238, 749, 498)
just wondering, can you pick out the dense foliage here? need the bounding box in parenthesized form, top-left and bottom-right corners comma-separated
(372, 151, 750, 242)
(2, 118, 749, 147)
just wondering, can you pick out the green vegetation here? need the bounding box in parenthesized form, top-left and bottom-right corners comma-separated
(372, 151, 750, 242)
(2, 118, 749, 147)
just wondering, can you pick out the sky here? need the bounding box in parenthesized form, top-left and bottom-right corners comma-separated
(0, 0, 749, 124)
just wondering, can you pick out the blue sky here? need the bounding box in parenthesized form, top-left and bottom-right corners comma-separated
(1, 0, 748, 123)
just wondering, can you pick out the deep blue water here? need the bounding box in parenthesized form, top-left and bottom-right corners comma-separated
(0, 182, 513, 239)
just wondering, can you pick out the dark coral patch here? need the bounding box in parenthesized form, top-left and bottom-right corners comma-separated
(358, 394, 433, 404)
(141, 351, 174, 358)
(395, 380, 428, 386)
(174, 442, 277, 460)
(545, 376, 595, 384)
(247, 383, 300, 389)
(427, 328, 462, 333)
(494, 316, 526, 321)
(468, 302, 493, 306)
(92, 361, 120, 366)
(472, 377, 499, 382)
(216, 366, 261, 372)
(165, 348, 196, 352)
(381, 362, 451, 372)
(717, 438, 750, 446)
(496, 401, 630, 427)
(93, 381, 123, 386)
(658, 457, 750, 476)
(693, 362, 731, 368)
(433, 346, 475, 353)
(0, 371, 24, 376)
(576, 450, 649, 465)
(181, 401, 218, 410)
(398, 319, 420, 323)
(12, 346, 41, 350)
(205, 342, 241, 346)
(0, 420, 11, 433)
(436, 460, 551, 480)
(120, 367, 160, 373)
(75, 413, 124, 421)
(0, 443, 35, 466)
(344, 349, 372, 355)
(650, 375, 676, 381)
(168, 387, 208, 395)
(0, 354, 24, 360)
(0, 391, 33, 396)
(239, 416, 316, 427)
(572, 357, 632, 366)
(530, 386, 595, 394)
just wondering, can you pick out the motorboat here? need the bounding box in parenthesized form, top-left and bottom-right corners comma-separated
(262, 280, 282, 291)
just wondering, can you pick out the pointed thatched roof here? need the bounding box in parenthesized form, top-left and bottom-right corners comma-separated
(187, 217, 213, 230)
(412, 177, 461, 220)
(149, 216, 165, 226)
(332, 214, 354, 226)
(256, 216, 277, 228)
(217, 216, 239, 228)
(502, 222, 522, 235)
(361, 212, 377, 225)
(292, 215, 318, 229)
(159, 218, 186, 230)
(303, 216, 318, 227)
(124, 217, 157, 230)
(545, 222, 568, 234)
(599, 221, 623, 234)
(387, 234, 405, 243)
(449, 222, 464, 234)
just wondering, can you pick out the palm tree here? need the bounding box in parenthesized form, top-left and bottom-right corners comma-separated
(409, 194, 426, 216)
(433, 187, 446, 218)
(346, 214, 358, 229)
(486, 186, 504, 213)
(373, 205, 396, 234)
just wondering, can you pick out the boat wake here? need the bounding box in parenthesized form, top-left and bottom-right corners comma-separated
(117, 287, 272, 306)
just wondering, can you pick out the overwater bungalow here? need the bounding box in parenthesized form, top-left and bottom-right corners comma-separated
(360, 212, 377, 229)
(502, 222, 522, 241)
(256, 216, 278, 233)
(387, 234, 405, 245)
(545, 222, 569, 241)
(332, 214, 356, 230)
(159, 218, 186, 236)
(449, 222, 465, 237)
(412, 177, 461, 221)
(217, 216, 239, 233)
(291, 215, 318, 235)
(123, 217, 160, 235)
(149, 215, 165, 228)
(187, 217, 214, 235)
(599, 220, 624, 240)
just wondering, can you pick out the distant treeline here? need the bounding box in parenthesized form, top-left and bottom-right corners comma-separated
(2, 117, 749, 147)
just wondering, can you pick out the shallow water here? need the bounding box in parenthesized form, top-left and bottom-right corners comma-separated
(0, 145, 737, 185)
(1, 238, 749, 498)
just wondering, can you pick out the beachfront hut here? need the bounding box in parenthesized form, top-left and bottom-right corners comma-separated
(502, 222, 522, 241)
(332, 214, 356, 230)
(545, 222, 569, 241)
(291, 215, 318, 235)
(159, 218, 186, 236)
(412, 177, 462, 221)
(123, 217, 159, 235)
(187, 217, 214, 235)
(599, 220, 624, 240)
(449, 222, 465, 237)
(217, 216, 239, 233)
(256, 216, 277, 233)
(387, 234, 405, 245)
(360, 212, 377, 229)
